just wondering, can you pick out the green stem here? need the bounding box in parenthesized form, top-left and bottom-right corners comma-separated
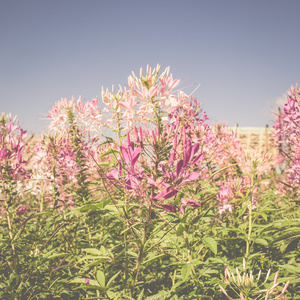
(116, 112, 122, 145)
(184, 231, 197, 279)
(40, 190, 44, 212)
(246, 187, 253, 258)
(130, 222, 147, 297)
(123, 201, 129, 296)
(7, 212, 19, 291)
(7, 213, 15, 253)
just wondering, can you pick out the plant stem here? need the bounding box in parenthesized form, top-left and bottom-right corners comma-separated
(130, 222, 147, 298)
(246, 188, 253, 258)
(123, 201, 129, 296)
(40, 192, 44, 212)
(7, 211, 19, 289)
(7, 213, 15, 253)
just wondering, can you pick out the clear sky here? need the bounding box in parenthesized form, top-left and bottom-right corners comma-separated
(1, 0, 300, 134)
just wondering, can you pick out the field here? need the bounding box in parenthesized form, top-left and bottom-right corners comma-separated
(1, 66, 299, 299)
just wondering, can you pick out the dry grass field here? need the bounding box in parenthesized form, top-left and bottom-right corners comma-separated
(233, 126, 277, 155)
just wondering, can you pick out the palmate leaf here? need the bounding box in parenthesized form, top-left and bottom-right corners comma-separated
(271, 227, 300, 249)
(279, 264, 300, 274)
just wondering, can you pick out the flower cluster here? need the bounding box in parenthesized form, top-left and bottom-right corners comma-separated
(273, 85, 300, 188)
(217, 179, 258, 216)
(220, 259, 289, 300)
(0, 114, 30, 212)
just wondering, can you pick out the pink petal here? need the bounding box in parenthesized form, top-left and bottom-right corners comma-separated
(154, 188, 177, 200)
(134, 127, 139, 142)
(147, 178, 156, 186)
(135, 89, 144, 99)
(161, 204, 177, 213)
(176, 159, 184, 178)
(170, 78, 180, 89)
(131, 147, 142, 167)
(281, 281, 290, 294)
(92, 97, 98, 107)
(139, 127, 143, 143)
(154, 189, 170, 200)
(185, 199, 201, 207)
(183, 172, 200, 182)
(119, 101, 129, 109)
(168, 153, 175, 167)
(107, 169, 119, 180)
(173, 134, 177, 150)
(179, 206, 185, 215)
(120, 146, 129, 165)
(149, 86, 157, 98)
(191, 153, 203, 165)
(192, 143, 200, 154)
(161, 164, 170, 179)
(163, 189, 178, 199)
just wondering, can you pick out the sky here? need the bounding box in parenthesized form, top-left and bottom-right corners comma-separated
(1, 0, 300, 134)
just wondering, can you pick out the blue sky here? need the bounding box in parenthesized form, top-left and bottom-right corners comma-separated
(1, 0, 300, 134)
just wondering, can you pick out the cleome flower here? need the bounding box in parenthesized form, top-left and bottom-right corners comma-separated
(219, 258, 289, 300)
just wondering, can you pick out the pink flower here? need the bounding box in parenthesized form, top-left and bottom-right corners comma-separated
(181, 198, 201, 207)
(16, 204, 28, 216)
(179, 198, 201, 215)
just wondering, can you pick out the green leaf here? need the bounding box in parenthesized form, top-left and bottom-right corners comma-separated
(190, 259, 203, 265)
(142, 254, 165, 265)
(42, 249, 56, 258)
(203, 237, 217, 255)
(260, 212, 268, 221)
(70, 278, 100, 286)
(254, 238, 268, 246)
(82, 248, 102, 256)
(144, 292, 167, 300)
(32, 211, 52, 217)
(100, 245, 107, 255)
(127, 251, 138, 258)
(181, 264, 191, 281)
(76, 204, 99, 212)
(48, 253, 67, 259)
(107, 271, 121, 287)
(78, 255, 110, 263)
(100, 148, 119, 158)
(96, 270, 105, 287)
(176, 224, 184, 235)
(98, 199, 112, 208)
(137, 288, 144, 300)
(279, 264, 300, 274)
(238, 203, 248, 217)
(97, 161, 110, 167)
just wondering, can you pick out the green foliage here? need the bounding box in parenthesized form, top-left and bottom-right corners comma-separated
(0, 177, 298, 299)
